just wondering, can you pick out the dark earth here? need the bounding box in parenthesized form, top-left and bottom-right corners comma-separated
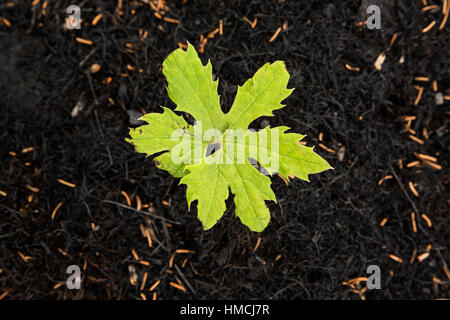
(0, 0, 449, 300)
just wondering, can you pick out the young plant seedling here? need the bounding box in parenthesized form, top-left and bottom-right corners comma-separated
(126, 43, 332, 232)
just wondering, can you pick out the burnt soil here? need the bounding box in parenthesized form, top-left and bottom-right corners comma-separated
(0, 0, 449, 300)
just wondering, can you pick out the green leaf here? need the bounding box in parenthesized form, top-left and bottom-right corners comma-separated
(181, 149, 276, 231)
(126, 107, 188, 156)
(126, 107, 190, 177)
(226, 162, 276, 232)
(180, 162, 229, 230)
(226, 61, 294, 130)
(162, 42, 227, 132)
(127, 44, 332, 232)
(236, 126, 333, 181)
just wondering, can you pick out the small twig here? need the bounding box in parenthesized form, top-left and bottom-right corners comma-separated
(86, 71, 98, 106)
(174, 264, 196, 295)
(388, 164, 419, 214)
(100, 200, 181, 224)
(79, 48, 97, 67)
(0, 203, 26, 218)
(162, 177, 174, 200)
(93, 109, 113, 166)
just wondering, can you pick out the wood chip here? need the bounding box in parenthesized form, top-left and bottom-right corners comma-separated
(421, 5, 439, 12)
(269, 27, 282, 43)
(408, 135, 424, 145)
(345, 64, 360, 72)
(154, 12, 162, 19)
(374, 52, 386, 71)
(57, 179, 76, 188)
(21, 147, 35, 154)
(141, 30, 149, 40)
(131, 249, 140, 260)
(90, 63, 101, 74)
(175, 249, 195, 254)
(319, 143, 335, 153)
(433, 276, 444, 284)
(407, 161, 421, 168)
(439, 1, 450, 30)
(58, 248, 69, 256)
(25, 184, 39, 193)
(277, 173, 289, 186)
(182, 258, 189, 268)
(51, 202, 64, 220)
(417, 252, 430, 262)
(18, 251, 33, 263)
(413, 86, 424, 105)
(377, 175, 393, 185)
(170, 281, 186, 292)
(219, 19, 223, 35)
(149, 280, 161, 291)
(121, 191, 131, 206)
(409, 248, 417, 264)
(243, 17, 258, 29)
(432, 80, 438, 92)
(421, 214, 432, 227)
(422, 20, 436, 33)
(425, 160, 442, 170)
(207, 28, 220, 39)
(177, 42, 187, 50)
(0, 17, 11, 27)
(389, 254, 404, 263)
(163, 17, 179, 24)
(415, 153, 437, 162)
(411, 212, 417, 233)
(408, 181, 419, 197)
(169, 252, 176, 268)
(136, 195, 142, 211)
(92, 13, 103, 26)
(348, 277, 368, 284)
(380, 217, 388, 226)
(388, 33, 398, 50)
(145, 229, 153, 247)
(75, 37, 93, 46)
(253, 237, 261, 252)
(253, 18, 259, 29)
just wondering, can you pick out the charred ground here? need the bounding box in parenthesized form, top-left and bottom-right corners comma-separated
(0, 0, 449, 299)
